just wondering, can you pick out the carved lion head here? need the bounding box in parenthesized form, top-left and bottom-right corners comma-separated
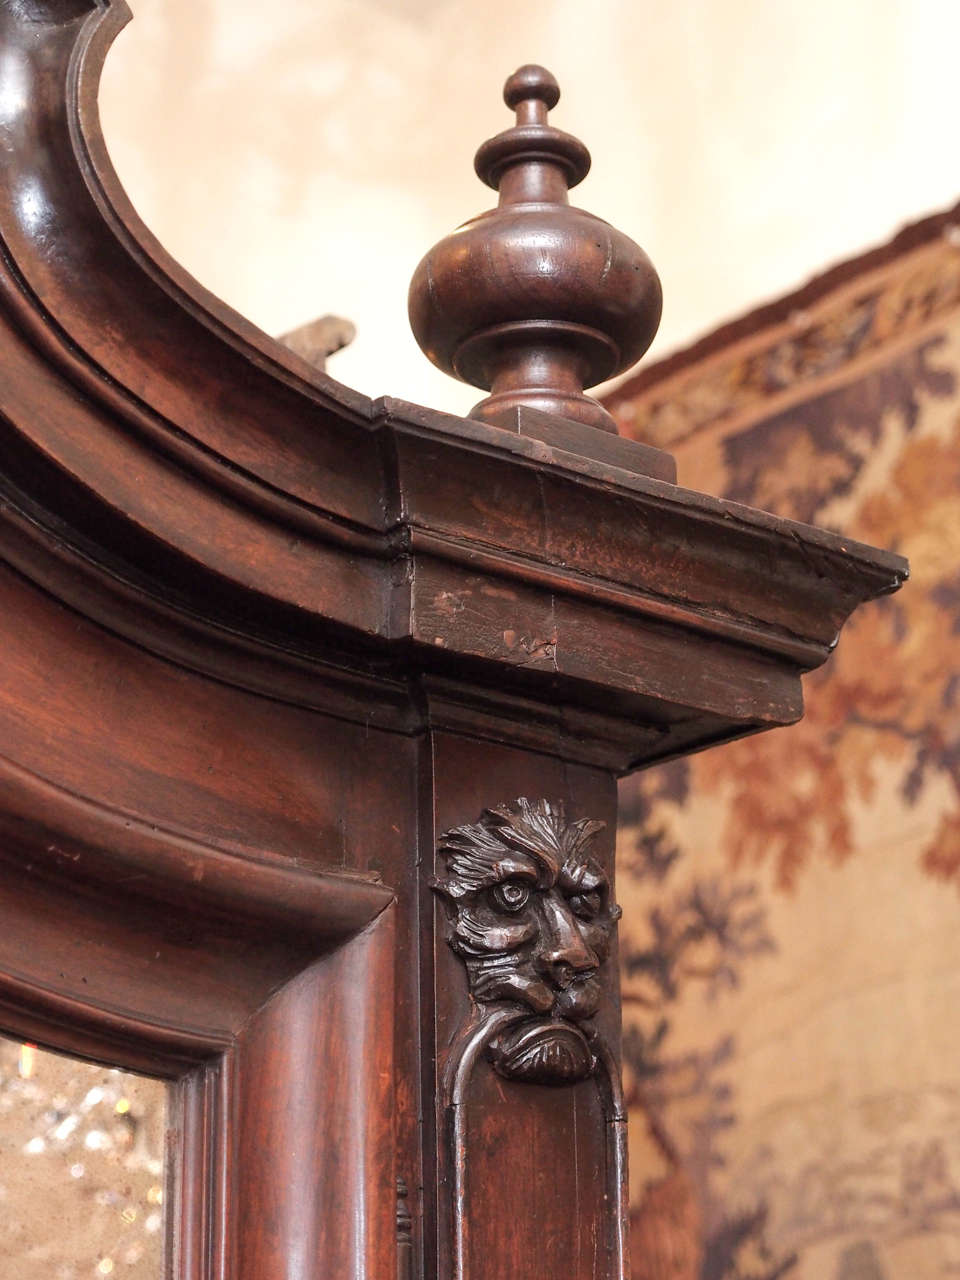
(433, 797, 621, 1084)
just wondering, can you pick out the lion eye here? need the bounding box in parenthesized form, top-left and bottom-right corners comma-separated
(491, 881, 531, 913)
(568, 890, 602, 919)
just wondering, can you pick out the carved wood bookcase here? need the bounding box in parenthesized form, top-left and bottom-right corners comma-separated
(0, 6, 907, 1278)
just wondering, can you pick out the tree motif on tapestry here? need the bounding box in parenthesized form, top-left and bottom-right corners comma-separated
(617, 295, 960, 1279)
(631, 334, 960, 893)
(618, 779, 794, 1280)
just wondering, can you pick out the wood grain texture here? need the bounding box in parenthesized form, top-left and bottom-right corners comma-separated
(0, 707, 397, 1276)
(426, 738, 626, 1278)
(0, 0, 905, 773)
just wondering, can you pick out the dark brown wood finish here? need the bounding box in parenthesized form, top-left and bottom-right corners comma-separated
(0, 7, 906, 1279)
(408, 66, 662, 438)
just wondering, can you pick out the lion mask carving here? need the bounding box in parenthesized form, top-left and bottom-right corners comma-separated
(433, 797, 621, 1084)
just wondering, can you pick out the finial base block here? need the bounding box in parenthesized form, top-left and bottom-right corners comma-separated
(471, 387, 620, 435)
(490, 405, 677, 482)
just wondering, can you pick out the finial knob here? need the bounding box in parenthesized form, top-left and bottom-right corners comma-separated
(503, 64, 560, 111)
(408, 65, 662, 435)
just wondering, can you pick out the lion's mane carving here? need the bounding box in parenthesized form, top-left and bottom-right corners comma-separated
(433, 797, 621, 1085)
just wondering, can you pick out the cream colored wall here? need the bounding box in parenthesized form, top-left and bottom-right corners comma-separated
(99, 0, 959, 419)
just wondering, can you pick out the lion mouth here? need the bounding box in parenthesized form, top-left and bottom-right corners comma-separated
(488, 1019, 597, 1085)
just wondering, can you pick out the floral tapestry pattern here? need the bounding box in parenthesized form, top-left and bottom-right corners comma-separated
(612, 210, 960, 1279)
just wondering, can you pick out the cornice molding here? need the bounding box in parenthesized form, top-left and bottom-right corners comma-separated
(0, 0, 907, 770)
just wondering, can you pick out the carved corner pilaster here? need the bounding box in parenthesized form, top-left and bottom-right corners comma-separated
(432, 790, 630, 1280)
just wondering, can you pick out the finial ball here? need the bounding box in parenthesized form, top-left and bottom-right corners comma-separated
(503, 65, 560, 111)
(409, 62, 662, 436)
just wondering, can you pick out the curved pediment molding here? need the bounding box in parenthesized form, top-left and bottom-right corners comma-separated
(0, 1, 907, 771)
(3, 0, 377, 495)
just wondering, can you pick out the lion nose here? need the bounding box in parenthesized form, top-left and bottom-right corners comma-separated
(538, 896, 598, 977)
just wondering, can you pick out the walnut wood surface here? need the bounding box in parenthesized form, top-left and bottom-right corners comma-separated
(0, 4, 907, 1279)
(408, 65, 662, 435)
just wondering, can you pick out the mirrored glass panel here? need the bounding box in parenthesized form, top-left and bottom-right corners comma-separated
(0, 1034, 166, 1278)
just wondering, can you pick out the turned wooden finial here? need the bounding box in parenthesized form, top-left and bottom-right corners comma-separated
(408, 65, 662, 435)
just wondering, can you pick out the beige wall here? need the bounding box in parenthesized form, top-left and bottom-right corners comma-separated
(99, 0, 958, 417)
